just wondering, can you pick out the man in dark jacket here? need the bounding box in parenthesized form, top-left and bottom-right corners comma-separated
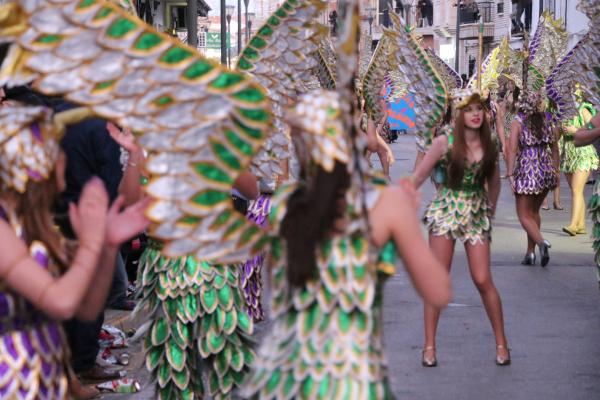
(54, 100, 131, 381)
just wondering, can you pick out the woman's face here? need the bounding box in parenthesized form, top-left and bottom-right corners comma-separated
(54, 151, 67, 193)
(463, 102, 484, 130)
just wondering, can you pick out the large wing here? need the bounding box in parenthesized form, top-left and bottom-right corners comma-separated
(546, 32, 598, 121)
(546, 1, 600, 121)
(361, 27, 397, 121)
(312, 36, 336, 89)
(425, 48, 462, 92)
(384, 14, 448, 151)
(467, 37, 509, 98)
(235, 0, 326, 180)
(528, 11, 568, 87)
(0, 0, 272, 261)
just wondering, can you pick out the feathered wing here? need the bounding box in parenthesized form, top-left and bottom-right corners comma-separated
(467, 37, 509, 97)
(361, 27, 397, 121)
(425, 48, 462, 92)
(383, 14, 448, 151)
(0, 0, 272, 262)
(528, 11, 568, 81)
(546, 32, 598, 121)
(312, 36, 337, 89)
(547, 1, 600, 121)
(235, 0, 326, 181)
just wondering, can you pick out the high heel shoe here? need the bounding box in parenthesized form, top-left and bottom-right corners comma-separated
(553, 202, 564, 210)
(495, 345, 511, 366)
(562, 226, 577, 236)
(538, 240, 551, 267)
(576, 227, 587, 235)
(421, 346, 437, 367)
(521, 252, 536, 265)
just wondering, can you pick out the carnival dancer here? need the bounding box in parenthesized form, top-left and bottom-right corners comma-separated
(0, 103, 148, 398)
(241, 88, 451, 399)
(560, 96, 598, 236)
(506, 91, 558, 266)
(413, 88, 509, 367)
(108, 122, 260, 399)
(242, 1, 451, 395)
(575, 114, 600, 289)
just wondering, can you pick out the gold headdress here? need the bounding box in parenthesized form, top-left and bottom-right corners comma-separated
(451, 88, 486, 111)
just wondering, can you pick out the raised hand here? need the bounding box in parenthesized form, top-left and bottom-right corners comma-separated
(104, 196, 151, 248)
(107, 122, 138, 153)
(69, 177, 109, 252)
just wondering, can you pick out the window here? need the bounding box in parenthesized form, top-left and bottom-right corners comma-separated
(497, 2, 504, 14)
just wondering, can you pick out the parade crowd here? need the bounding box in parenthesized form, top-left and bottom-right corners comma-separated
(0, 0, 599, 398)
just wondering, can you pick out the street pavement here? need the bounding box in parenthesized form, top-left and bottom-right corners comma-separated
(104, 133, 600, 399)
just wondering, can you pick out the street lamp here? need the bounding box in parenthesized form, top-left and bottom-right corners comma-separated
(453, 1, 464, 73)
(246, 12, 255, 43)
(237, 0, 242, 56)
(366, 6, 376, 36)
(243, 0, 250, 45)
(226, 4, 235, 68)
(220, 0, 226, 65)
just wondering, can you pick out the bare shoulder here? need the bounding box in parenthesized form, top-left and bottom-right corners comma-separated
(430, 134, 449, 153)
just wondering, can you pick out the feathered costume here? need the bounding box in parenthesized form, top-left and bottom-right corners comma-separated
(0, 0, 274, 398)
(0, 106, 70, 399)
(545, 0, 600, 286)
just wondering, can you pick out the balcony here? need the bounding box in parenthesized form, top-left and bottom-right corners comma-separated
(458, 22, 494, 39)
(402, 1, 434, 36)
(458, 2, 494, 40)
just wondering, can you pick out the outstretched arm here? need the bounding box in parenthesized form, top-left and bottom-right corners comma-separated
(369, 186, 452, 308)
(574, 114, 600, 147)
(411, 135, 448, 188)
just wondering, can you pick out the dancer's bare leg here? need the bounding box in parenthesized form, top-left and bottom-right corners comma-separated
(464, 240, 508, 359)
(423, 234, 455, 360)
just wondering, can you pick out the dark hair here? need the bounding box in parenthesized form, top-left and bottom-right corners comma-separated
(528, 111, 546, 139)
(280, 161, 350, 287)
(509, 86, 520, 114)
(448, 107, 498, 189)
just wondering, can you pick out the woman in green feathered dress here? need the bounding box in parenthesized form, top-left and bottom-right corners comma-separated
(412, 90, 510, 367)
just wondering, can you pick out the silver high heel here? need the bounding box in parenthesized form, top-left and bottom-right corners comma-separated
(538, 240, 551, 267)
(421, 346, 437, 367)
(521, 252, 536, 266)
(495, 345, 511, 366)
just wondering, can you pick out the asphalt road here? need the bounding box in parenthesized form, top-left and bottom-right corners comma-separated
(105, 134, 600, 399)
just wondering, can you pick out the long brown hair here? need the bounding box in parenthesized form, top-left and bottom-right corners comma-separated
(15, 174, 68, 270)
(280, 161, 350, 287)
(527, 111, 546, 139)
(447, 108, 498, 189)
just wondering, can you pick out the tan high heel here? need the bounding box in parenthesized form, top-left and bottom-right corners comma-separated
(422, 346, 437, 367)
(495, 344, 511, 366)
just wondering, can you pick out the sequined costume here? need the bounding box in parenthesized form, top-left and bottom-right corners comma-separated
(239, 195, 272, 322)
(136, 244, 255, 399)
(241, 183, 396, 399)
(0, 205, 70, 399)
(512, 113, 558, 195)
(241, 88, 397, 399)
(0, 102, 80, 398)
(560, 103, 599, 173)
(423, 129, 492, 244)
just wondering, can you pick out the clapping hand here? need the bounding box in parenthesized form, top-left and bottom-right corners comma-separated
(107, 122, 138, 153)
(104, 196, 151, 248)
